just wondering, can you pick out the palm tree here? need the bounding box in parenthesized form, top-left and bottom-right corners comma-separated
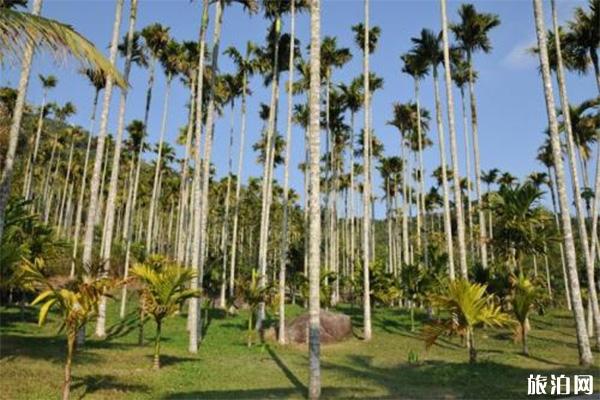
(411, 29, 455, 279)
(120, 120, 147, 317)
(451, 56, 476, 261)
(441, 0, 468, 278)
(388, 102, 429, 265)
(70, 69, 106, 278)
(339, 78, 362, 277)
(424, 279, 512, 363)
(190, 0, 258, 352)
(451, 4, 500, 270)
(550, 0, 600, 348)
(353, 0, 379, 342)
(81, 0, 125, 272)
(0, 0, 121, 240)
(23, 74, 57, 200)
(307, 0, 322, 397)
(217, 72, 242, 308)
(510, 274, 543, 356)
(95, 0, 140, 338)
(279, 0, 309, 344)
(131, 258, 200, 369)
(189, 0, 211, 353)
(225, 42, 257, 300)
(401, 52, 429, 264)
(532, 0, 593, 366)
(566, 0, 600, 93)
(22, 258, 116, 400)
(146, 38, 181, 255)
(254, 0, 296, 329)
(490, 182, 547, 272)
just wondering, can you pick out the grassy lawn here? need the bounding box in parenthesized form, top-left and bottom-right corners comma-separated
(0, 299, 598, 399)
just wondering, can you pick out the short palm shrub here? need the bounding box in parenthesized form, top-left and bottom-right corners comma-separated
(22, 258, 116, 400)
(423, 279, 513, 363)
(131, 258, 200, 369)
(509, 273, 543, 356)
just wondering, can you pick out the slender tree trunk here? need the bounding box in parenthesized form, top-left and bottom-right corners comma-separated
(362, 0, 372, 341)
(433, 66, 455, 280)
(62, 333, 75, 400)
(460, 87, 475, 263)
(466, 52, 488, 269)
(153, 321, 162, 370)
(189, 0, 217, 353)
(257, 13, 282, 330)
(71, 90, 99, 277)
(229, 46, 250, 299)
(550, 0, 600, 349)
(24, 86, 48, 200)
(219, 104, 235, 308)
(96, 0, 138, 337)
(532, 0, 593, 366)
(415, 79, 428, 264)
(81, 0, 124, 269)
(279, 0, 296, 345)
(308, 1, 322, 396)
(441, 0, 468, 278)
(0, 0, 43, 240)
(146, 74, 172, 255)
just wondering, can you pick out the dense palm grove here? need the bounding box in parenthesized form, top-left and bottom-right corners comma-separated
(0, 0, 599, 399)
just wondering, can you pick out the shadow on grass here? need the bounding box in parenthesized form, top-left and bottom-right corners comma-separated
(0, 333, 105, 364)
(163, 386, 373, 399)
(72, 374, 149, 399)
(321, 355, 596, 399)
(143, 354, 197, 368)
(104, 310, 141, 341)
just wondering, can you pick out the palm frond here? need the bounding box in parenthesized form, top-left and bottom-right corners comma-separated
(0, 9, 126, 88)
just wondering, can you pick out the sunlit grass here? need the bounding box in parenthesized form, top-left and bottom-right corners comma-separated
(1, 298, 598, 399)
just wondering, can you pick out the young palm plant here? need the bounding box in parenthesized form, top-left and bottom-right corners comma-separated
(423, 279, 512, 363)
(21, 258, 116, 400)
(131, 257, 200, 369)
(509, 273, 543, 356)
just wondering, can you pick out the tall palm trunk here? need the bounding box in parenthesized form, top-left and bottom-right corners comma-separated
(257, 13, 282, 329)
(414, 82, 428, 264)
(308, 1, 322, 397)
(70, 88, 100, 277)
(441, 0, 468, 278)
(219, 104, 235, 308)
(120, 49, 160, 318)
(57, 136, 75, 236)
(279, 0, 296, 344)
(459, 86, 475, 261)
(548, 166, 571, 309)
(349, 112, 356, 280)
(433, 65, 455, 280)
(532, 0, 593, 366)
(176, 74, 197, 264)
(146, 72, 173, 255)
(24, 84, 49, 200)
(550, 0, 600, 348)
(362, 0, 372, 341)
(96, 0, 138, 337)
(401, 140, 409, 265)
(466, 51, 488, 269)
(81, 0, 124, 268)
(189, 0, 218, 353)
(229, 46, 250, 299)
(0, 0, 43, 240)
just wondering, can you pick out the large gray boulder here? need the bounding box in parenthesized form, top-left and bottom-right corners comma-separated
(286, 310, 352, 344)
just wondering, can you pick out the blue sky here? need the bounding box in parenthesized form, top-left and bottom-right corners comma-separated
(4, 0, 596, 218)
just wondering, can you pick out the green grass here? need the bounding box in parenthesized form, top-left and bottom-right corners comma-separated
(0, 299, 598, 399)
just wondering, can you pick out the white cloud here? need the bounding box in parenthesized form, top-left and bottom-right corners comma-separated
(502, 37, 537, 70)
